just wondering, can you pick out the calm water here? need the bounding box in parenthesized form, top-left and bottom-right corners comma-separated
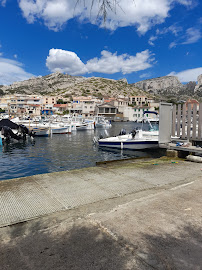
(0, 122, 164, 181)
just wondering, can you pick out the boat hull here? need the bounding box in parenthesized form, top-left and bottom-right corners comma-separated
(31, 127, 50, 137)
(98, 140, 159, 150)
(51, 127, 71, 134)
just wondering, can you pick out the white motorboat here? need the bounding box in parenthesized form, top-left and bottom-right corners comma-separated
(136, 111, 159, 124)
(95, 129, 159, 150)
(94, 116, 112, 128)
(22, 121, 71, 134)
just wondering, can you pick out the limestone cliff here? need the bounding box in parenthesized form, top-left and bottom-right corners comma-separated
(132, 76, 183, 95)
(194, 74, 202, 97)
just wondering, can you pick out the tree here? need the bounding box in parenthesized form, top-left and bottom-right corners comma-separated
(0, 108, 5, 113)
(0, 89, 4, 96)
(57, 99, 67, 104)
(77, 0, 122, 23)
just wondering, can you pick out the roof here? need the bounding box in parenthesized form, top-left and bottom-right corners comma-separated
(186, 99, 199, 104)
(97, 102, 116, 108)
(27, 104, 41, 107)
(54, 104, 68, 108)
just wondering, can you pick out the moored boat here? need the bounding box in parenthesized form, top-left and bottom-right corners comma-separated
(96, 129, 159, 150)
(30, 127, 50, 137)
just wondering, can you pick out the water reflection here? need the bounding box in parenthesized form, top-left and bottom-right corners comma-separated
(0, 122, 163, 181)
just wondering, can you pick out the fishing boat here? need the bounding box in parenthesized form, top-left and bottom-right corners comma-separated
(50, 126, 71, 134)
(30, 127, 50, 137)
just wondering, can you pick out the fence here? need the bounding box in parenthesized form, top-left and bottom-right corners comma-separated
(172, 103, 202, 140)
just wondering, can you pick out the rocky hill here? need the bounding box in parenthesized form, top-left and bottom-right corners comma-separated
(0, 72, 202, 101)
(0, 72, 144, 98)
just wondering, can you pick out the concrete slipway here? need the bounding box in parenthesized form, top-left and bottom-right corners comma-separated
(1, 157, 202, 269)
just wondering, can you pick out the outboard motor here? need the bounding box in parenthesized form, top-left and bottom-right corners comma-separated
(18, 124, 35, 139)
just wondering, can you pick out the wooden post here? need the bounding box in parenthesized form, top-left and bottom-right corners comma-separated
(198, 103, 202, 140)
(192, 103, 197, 140)
(172, 104, 176, 137)
(187, 103, 191, 140)
(182, 103, 186, 139)
(177, 104, 181, 137)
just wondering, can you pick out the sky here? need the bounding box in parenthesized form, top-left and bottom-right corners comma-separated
(0, 0, 201, 86)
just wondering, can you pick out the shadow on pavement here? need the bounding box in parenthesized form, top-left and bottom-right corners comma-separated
(0, 221, 134, 270)
(137, 224, 202, 269)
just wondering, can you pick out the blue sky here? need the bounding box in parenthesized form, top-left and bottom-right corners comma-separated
(0, 0, 201, 85)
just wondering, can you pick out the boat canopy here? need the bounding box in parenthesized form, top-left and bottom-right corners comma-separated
(0, 119, 19, 129)
(143, 111, 158, 115)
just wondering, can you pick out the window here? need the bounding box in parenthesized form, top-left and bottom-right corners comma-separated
(99, 108, 104, 113)
(105, 108, 109, 113)
(111, 108, 115, 113)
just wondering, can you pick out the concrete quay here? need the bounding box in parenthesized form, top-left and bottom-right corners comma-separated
(1, 157, 202, 269)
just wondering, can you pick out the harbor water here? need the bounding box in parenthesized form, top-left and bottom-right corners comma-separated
(0, 122, 164, 181)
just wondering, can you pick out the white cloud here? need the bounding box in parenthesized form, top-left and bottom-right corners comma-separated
(18, 0, 195, 33)
(46, 49, 88, 75)
(46, 48, 154, 75)
(14, 54, 18, 59)
(149, 24, 183, 46)
(87, 50, 154, 74)
(169, 41, 177, 48)
(0, 58, 34, 85)
(182, 27, 201, 44)
(139, 72, 152, 79)
(148, 36, 158, 46)
(0, 0, 7, 7)
(168, 26, 201, 48)
(168, 67, 202, 82)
